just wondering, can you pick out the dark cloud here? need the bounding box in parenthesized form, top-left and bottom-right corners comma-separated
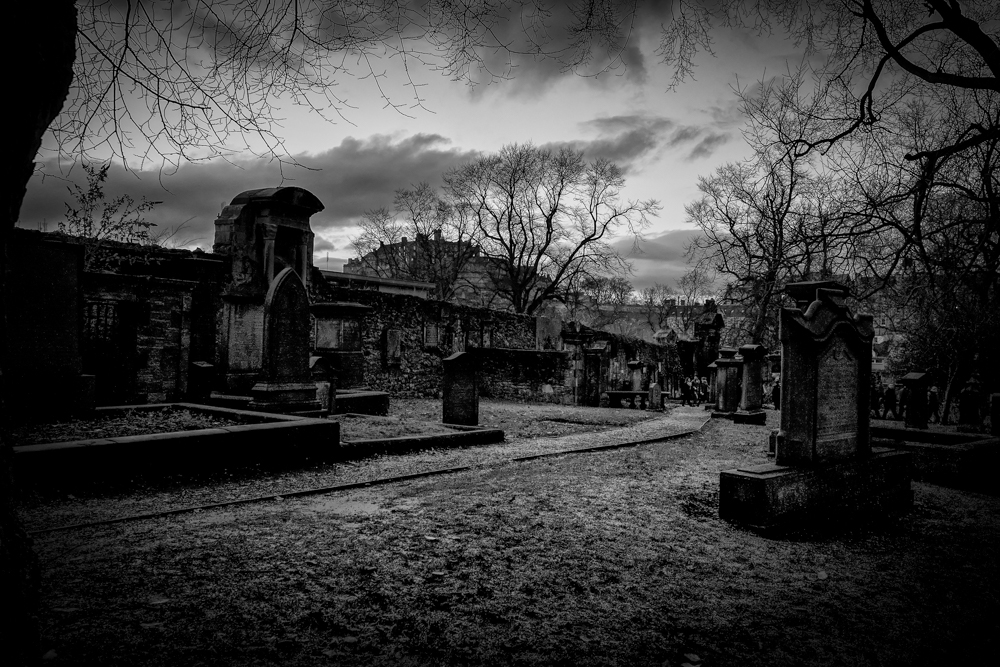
(610, 228, 702, 290)
(464, 1, 669, 99)
(687, 132, 730, 160)
(538, 114, 675, 171)
(19, 134, 481, 248)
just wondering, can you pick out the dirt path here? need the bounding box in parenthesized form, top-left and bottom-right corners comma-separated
(26, 410, 1000, 667)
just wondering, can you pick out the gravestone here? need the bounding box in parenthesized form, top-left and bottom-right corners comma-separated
(249, 268, 322, 414)
(443, 351, 478, 426)
(648, 383, 662, 411)
(900, 372, 929, 430)
(628, 360, 644, 391)
(713, 348, 741, 416)
(719, 281, 912, 529)
(733, 344, 767, 425)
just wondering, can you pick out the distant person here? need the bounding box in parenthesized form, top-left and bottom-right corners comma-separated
(698, 376, 709, 402)
(882, 384, 898, 420)
(928, 386, 941, 424)
(680, 377, 693, 407)
(771, 381, 781, 409)
(870, 384, 882, 418)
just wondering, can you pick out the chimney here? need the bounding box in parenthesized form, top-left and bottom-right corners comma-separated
(434, 229, 442, 242)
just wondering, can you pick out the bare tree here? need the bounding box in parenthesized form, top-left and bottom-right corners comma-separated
(350, 183, 481, 302)
(58, 162, 161, 271)
(443, 143, 657, 315)
(566, 274, 636, 332)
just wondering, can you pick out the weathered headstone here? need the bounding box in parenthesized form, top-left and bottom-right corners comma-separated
(443, 351, 478, 425)
(713, 348, 741, 416)
(648, 383, 663, 411)
(900, 372, 929, 430)
(249, 268, 322, 414)
(719, 281, 912, 529)
(733, 344, 767, 425)
(628, 360, 643, 392)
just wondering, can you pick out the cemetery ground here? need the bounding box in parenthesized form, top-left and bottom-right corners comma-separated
(20, 403, 1000, 666)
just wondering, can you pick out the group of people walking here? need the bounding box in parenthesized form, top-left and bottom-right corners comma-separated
(871, 383, 941, 423)
(679, 376, 709, 406)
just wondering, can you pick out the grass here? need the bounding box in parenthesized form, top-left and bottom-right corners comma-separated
(22, 405, 1000, 666)
(11, 407, 250, 445)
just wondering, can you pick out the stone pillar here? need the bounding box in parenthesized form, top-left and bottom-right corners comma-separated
(715, 348, 741, 414)
(443, 351, 478, 425)
(734, 344, 767, 425)
(262, 223, 278, 285)
(297, 242, 309, 289)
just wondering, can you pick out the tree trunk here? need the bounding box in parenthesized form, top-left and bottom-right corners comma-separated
(2, 3, 77, 665)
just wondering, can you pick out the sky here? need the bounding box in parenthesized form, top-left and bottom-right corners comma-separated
(19, 10, 804, 291)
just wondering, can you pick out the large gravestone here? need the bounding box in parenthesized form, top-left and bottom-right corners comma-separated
(713, 348, 742, 416)
(719, 281, 912, 529)
(648, 383, 662, 411)
(214, 187, 324, 394)
(249, 268, 322, 414)
(443, 351, 478, 426)
(733, 344, 767, 425)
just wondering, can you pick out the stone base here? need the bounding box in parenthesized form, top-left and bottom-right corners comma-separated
(711, 411, 735, 420)
(719, 449, 913, 530)
(733, 410, 767, 425)
(249, 381, 323, 414)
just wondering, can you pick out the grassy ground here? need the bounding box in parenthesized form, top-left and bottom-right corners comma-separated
(22, 405, 1000, 666)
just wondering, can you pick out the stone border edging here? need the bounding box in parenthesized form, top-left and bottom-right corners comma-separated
(28, 410, 711, 535)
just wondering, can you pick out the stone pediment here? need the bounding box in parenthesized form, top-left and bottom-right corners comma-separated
(781, 291, 874, 346)
(229, 187, 324, 215)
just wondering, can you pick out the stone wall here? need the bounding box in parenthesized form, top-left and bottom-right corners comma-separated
(82, 273, 198, 404)
(312, 279, 539, 397)
(477, 348, 571, 402)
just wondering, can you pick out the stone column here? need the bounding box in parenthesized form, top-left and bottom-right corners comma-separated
(262, 223, 278, 284)
(714, 348, 741, 414)
(734, 344, 767, 425)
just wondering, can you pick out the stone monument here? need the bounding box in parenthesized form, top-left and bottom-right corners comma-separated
(713, 348, 742, 417)
(443, 351, 478, 426)
(719, 281, 912, 529)
(213, 187, 323, 394)
(693, 299, 725, 378)
(733, 344, 767, 425)
(248, 268, 322, 414)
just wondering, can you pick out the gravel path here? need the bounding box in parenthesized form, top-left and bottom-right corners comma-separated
(18, 407, 708, 533)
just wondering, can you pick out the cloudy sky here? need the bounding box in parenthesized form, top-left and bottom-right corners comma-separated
(19, 10, 801, 291)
